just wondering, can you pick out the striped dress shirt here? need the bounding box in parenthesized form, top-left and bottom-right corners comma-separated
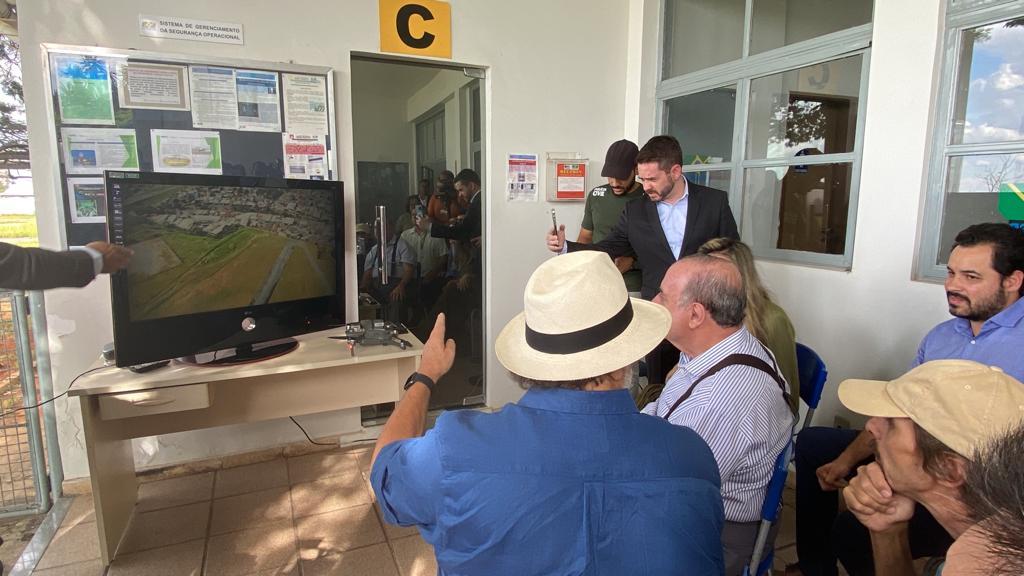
(642, 327, 793, 522)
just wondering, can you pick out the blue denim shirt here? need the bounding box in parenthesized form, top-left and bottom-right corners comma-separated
(371, 387, 725, 576)
(915, 297, 1024, 381)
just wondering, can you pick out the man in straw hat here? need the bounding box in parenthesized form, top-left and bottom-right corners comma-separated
(370, 251, 725, 575)
(837, 359, 1024, 575)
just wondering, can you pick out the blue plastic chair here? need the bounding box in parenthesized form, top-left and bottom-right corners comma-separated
(743, 439, 794, 576)
(795, 343, 827, 432)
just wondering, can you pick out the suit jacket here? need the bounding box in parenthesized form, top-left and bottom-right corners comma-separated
(431, 192, 481, 243)
(568, 182, 739, 300)
(0, 243, 96, 290)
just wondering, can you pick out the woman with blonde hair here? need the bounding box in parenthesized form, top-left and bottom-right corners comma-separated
(698, 237, 799, 413)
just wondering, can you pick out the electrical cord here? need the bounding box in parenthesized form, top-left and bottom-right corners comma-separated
(0, 364, 116, 420)
(288, 416, 379, 448)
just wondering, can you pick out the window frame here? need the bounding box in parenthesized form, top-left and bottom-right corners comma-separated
(918, 0, 1024, 281)
(657, 0, 872, 268)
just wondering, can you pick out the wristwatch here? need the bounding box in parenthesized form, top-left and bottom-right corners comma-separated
(404, 372, 435, 392)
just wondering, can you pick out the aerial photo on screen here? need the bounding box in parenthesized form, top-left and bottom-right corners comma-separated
(121, 183, 336, 322)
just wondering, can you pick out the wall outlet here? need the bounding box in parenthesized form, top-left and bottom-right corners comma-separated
(834, 415, 851, 429)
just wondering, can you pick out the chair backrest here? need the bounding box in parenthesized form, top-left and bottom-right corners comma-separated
(760, 439, 793, 523)
(795, 343, 827, 410)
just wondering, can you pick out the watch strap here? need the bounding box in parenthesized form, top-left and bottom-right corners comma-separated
(405, 372, 435, 391)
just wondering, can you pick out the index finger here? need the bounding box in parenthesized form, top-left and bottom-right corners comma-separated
(429, 313, 447, 343)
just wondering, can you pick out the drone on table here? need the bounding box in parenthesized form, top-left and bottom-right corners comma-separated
(331, 319, 412, 353)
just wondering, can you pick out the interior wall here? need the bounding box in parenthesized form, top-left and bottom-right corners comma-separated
(20, 0, 631, 480)
(638, 0, 950, 427)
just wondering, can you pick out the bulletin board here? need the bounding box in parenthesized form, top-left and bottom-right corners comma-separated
(41, 44, 338, 247)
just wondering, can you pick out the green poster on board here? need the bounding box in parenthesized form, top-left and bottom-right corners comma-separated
(55, 55, 115, 125)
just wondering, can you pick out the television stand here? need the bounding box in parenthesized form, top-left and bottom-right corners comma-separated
(177, 338, 299, 366)
(69, 326, 423, 566)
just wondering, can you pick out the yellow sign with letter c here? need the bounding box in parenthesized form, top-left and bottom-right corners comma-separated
(379, 0, 452, 59)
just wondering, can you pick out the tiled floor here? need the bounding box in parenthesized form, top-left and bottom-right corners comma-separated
(26, 444, 800, 576)
(30, 445, 437, 576)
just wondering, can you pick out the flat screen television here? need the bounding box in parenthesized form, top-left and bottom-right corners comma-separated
(106, 171, 345, 367)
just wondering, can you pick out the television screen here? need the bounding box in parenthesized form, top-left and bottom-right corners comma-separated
(106, 171, 345, 367)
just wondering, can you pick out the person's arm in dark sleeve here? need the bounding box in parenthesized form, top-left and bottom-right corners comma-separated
(719, 196, 739, 239)
(0, 243, 96, 290)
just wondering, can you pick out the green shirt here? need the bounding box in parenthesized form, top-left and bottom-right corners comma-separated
(759, 300, 800, 414)
(581, 182, 644, 292)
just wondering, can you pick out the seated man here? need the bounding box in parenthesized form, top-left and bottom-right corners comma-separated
(643, 253, 793, 576)
(945, 425, 1024, 575)
(371, 252, 726, 575)
(400, 205, 448, 311)
(360, 225, 416, 324)
(836, 360, 1024, 575)
(793, 222, 1024, 576)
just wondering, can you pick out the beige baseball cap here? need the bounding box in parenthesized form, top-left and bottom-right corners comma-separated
(838, 359, 1024, 458)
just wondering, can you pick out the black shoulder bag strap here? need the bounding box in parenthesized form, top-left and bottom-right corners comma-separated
(661, 351, 789, 421)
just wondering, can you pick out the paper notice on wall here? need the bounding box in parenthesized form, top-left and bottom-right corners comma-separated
(555, 162, 587, 200)
(283, 133, 327, 180)
(507, 153, 539, 202)
(61, 127, 140, 175)
(151, 129, 223, 174)
(55, 55, 115, 125)
(67, 178, 107, 224)
(283, 74, 329, 136)
(116, 62, 190, 111)
(189, 65, 238, 129)
(236, 70, 281, 132)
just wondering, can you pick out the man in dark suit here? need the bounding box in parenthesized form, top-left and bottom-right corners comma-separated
(432, 168, 482, 245)
(547, 135, 739, 384)
(0, 241, 132, 290)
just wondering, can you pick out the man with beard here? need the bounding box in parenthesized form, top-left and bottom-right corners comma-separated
(790, 222, 1024, 576)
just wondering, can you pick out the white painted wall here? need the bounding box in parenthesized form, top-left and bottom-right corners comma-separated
(638, 0, 950, 427)
(20, 0, 631, 479)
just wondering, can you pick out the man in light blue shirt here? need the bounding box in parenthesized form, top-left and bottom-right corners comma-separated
(794, 222, 1024, 576)
(371, 252, 725, 576)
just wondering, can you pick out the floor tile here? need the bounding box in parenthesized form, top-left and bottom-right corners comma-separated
(351, 449, 373, 473)
(137, 471, 215, 512)
(33, 558, 104, 575)
(287, 451, 360, 485)
(210, 486, 292, 535)
(108, 538, 205, 576)
(63, 495, 96, 526)
(291, 473, 372, 518)
(215, 459, 289, 499)
(776, 505, 796, 548)
(374, 504, 419, 540)
(296, 503, 385, 559)
(34, 522, 99, 571)
(118, 501, 210, 554)
(391, 534, 438, 576)
(205, 521, 298, 576)
(301, 542, 399, 576)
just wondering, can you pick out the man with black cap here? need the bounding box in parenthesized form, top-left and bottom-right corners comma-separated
(576, 140, 646, 292)
(547, 135, 739, 384)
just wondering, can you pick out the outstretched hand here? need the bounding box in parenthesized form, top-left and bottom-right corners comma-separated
(87, 241, 133, 274)
(546, 224, 566, 253)
(419, 313, 456, 382)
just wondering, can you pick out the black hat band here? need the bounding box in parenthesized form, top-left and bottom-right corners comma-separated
(524, 300, 634, 355)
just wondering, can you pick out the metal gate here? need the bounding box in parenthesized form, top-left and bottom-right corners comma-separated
(0, 290, 58, 517)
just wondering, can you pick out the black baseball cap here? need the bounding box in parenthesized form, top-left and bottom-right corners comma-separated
(601, 140, 639, 180)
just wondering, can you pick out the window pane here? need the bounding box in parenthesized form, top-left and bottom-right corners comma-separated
(666, 86, 737, 164)
(951, 18, 1024, 144)
(662, 0, 744, 79)
(746, 55, 862, 160)
(936, 154, 1018, 264)
(684, 170, 731, 192)
(750, 0, 872, 55)
(742, 163, 852, 255)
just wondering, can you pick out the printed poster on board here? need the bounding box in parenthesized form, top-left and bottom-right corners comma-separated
(283, 133, 327, 180)
(507, 153, 538, 202)
(66, 178, 107, 224)
(61, 127, 140, 175)
(236, 70, 281, 132)
(151, 129, 223, 174)
(116, 62, 190, 111)
(189, 65, 238, 129)
(283, 74, 329, 136)
(55, 55, 115, 125)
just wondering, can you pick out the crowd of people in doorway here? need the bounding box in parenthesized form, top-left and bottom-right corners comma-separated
(371, 134, 1024, 576)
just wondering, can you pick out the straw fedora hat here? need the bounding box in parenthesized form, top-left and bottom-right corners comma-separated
(495, 251, 671, 381)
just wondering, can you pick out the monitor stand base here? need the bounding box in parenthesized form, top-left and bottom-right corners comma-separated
(178, 338, 298, 366)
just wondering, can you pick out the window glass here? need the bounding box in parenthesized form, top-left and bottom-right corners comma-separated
(684, 170, 732, 192)
(951, 18, 1024, 144)
(936, 154, 1018, 263)
(747, 55, 862, 160)
(743, 163, 853, 255)
(666, 86, 737, 164)
(662, 0, 745, 79)
(750, 0, 872, 54)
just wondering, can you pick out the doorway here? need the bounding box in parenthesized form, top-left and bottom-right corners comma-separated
(350, 55, 486, 417)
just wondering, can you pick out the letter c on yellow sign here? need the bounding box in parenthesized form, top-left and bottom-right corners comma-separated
(380, 0, 452, 58)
